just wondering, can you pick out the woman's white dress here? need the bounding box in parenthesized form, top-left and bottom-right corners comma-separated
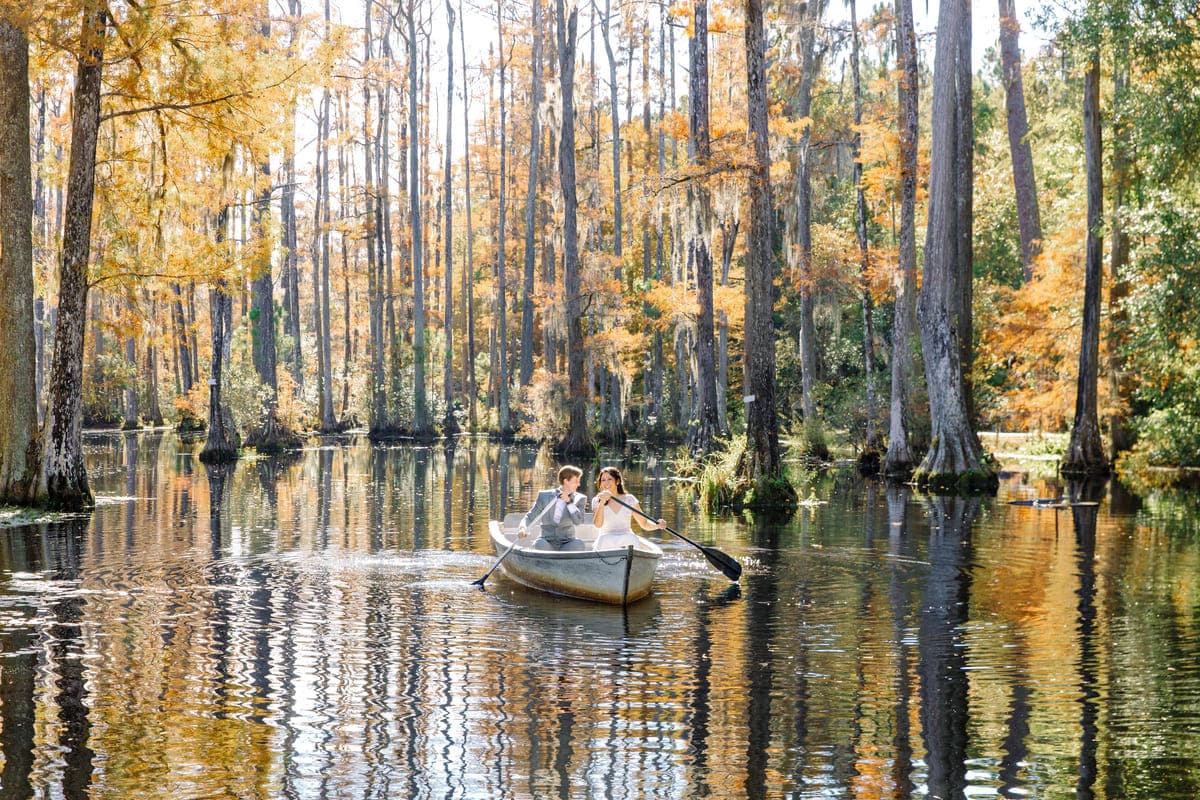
(592, 494, 650, 551)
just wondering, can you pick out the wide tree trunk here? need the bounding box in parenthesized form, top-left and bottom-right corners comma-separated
(882, 0, 920, 477)
(1062, 55, 1109, 476)
(850, 0, 882, 465)
(738, 0, 793, 508)
(687, 0, 721, 457)
(280, 1, 304, 390)
(555, 0, 595, 458)
(37, 5, 106, 510)
(914, 0, 994, 492)
(363, 0, 388, 438)
(144, 299, 163, 426)
(955, 0, 975, 415)
(998, 0, 1042, 282)
(0, 17, 39, 504)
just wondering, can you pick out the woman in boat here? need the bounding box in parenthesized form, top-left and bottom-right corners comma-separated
(517, 464, 588, 550)
(591, 466, 665, 551)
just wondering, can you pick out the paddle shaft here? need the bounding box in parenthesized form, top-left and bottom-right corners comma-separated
(473, 490, 574, 586)
(606, 494, 741, 582)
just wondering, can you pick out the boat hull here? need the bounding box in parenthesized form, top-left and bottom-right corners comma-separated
(487, 516, 662, 604)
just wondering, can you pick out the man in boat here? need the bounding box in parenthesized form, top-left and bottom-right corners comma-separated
(517, 465, 588, 551)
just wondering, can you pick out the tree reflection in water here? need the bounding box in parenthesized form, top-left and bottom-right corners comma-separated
(1, 435, 1199, 798)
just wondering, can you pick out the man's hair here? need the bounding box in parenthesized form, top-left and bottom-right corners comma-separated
(557, 465, 583, 484)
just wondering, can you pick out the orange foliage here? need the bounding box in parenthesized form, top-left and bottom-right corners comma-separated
(975, 212, 1116, 432)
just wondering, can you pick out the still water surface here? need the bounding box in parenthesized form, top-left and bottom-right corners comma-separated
(1, 432, 1199, 799)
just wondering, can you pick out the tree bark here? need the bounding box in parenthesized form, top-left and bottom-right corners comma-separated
(0, 17, 39, 504)
(364, 0, 388, 437)
(442, 0, 459, 432)
(914, 0, 993, 491)
(460, 0, 478, 431)
(600, 0, 622, 268)
(37, 4, 106, 510)
(411, 3, 434, 439)
(494, 1, 512, 438)
(519, 0, 542, 390)
(1062, 55, 1109, 476)
(123, 301, 139, 430)
(687, 0, 721, 457)
(739, 0, 793, 507)
(998, 0, 1042, 282)
(281, 0, 303, 389)
(850, 0, 882, 463)
(955, 0, 975, 416)
(1107, 56, 1134, 458)
(201, 202, 241, 464)
(794, 0, 826, 427)
(883, 0, 919, 477)
(555, 0, 595, 457)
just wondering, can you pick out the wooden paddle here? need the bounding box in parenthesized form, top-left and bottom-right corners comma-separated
(607, 495, 742, 582)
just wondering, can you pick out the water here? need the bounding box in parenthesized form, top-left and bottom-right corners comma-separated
(2, 432, 1200, 799)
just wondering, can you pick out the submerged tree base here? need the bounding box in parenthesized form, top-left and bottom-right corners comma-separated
(912, 467, 999, 494)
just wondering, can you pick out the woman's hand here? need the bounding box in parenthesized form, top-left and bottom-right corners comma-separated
(595, 490, 612, 505)
(655, 518, 666, 530)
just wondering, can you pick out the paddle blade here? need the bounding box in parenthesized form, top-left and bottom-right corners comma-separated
(701, 545, 742, 582)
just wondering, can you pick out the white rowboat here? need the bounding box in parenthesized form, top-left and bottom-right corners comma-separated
(487, 513, 663, 604)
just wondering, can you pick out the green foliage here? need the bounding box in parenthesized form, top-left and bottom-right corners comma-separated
(1119, 194, 1200, 469)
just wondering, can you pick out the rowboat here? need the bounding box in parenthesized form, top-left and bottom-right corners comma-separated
(486, 513, 663, 604)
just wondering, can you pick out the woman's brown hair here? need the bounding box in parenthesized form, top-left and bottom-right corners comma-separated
(596, 466, 626, 496)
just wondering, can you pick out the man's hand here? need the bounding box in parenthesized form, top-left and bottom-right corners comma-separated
(517, 524, 528, 538)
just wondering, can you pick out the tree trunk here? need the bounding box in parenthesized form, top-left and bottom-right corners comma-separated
(281, 0, 304, 389)
(793, 0, 826, 436)
(914, 0, 993, 492)
(460, 0, 478, 431)
(687, 0, 721, 457)
(850, 0, 882, 464)
(883, 0, 919, 477)
(123, 302, 139, 430)
(601, 0, 622, 269)
(717, 217, 737, 434)
(494, 2, 511, 438)
(145, 297, 163, 426)
(998, 0, 1042, 282)
(37, 5, 106, 510)
(1062, 55, 1109, 476)
(555, 0, 595, 458)
(408, 0, 431, 437)
(1107, 57, 1134, 459)
(201, 204, 241, 464)
(738, 0, 793, 508)
(955, 0, 975, 417)
(519, 0, 542, 389)
(249, 2, 286, 449)
(443, 0, 459, 432)
(363, 0, 388, 438)
(0, 17, 39, 504)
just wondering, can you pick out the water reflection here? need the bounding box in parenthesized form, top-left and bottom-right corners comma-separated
(2, 434, 1200, 798)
